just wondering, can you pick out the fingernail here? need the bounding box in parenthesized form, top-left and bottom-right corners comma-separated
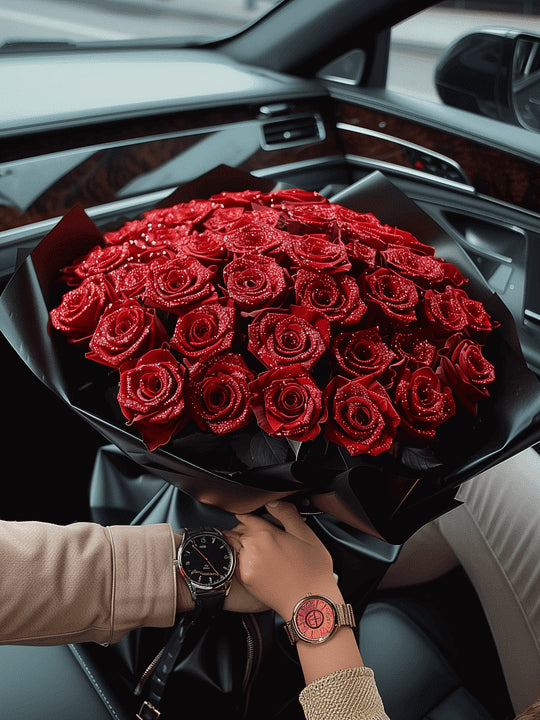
(267, 501, 279, 507)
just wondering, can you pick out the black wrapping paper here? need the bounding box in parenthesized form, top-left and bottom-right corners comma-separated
(2, 166, 540, 543)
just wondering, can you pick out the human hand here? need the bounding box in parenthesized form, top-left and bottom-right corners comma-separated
(232, 501, 341, 620)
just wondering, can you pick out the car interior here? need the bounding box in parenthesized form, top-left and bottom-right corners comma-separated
(1, 0, 539, 717)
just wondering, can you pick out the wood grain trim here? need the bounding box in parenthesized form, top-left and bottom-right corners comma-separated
(0, 100, 341, 232)
(336, 101, 540, 214)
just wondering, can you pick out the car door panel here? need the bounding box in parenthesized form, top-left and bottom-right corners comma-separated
(318, 86, 540, 376)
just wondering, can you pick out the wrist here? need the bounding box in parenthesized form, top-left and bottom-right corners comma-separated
(173, 532, 195, 613)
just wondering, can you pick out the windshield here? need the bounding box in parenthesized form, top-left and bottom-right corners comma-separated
(0, 0, 284, 47)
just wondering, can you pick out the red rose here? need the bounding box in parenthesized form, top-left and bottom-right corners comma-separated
(294, 269, 366, 327)
(283, 202, 367, 236)
(181, 230, 230, 267)
(188, 352, 254, 434)
(210, 189, 263, 208)
(343, 239, 378, 270)
(339, 221, 387, 250)
(436, 334, 495, 414)
(61, 243, 133, 286)
(261, 188, 328, 207)
(423, 286, 468, 338)
(110, 262, 151, 300)
(87, 299, 168, 369)
(361, 268, 419, 325)
(391, 329, 437, 369)
(323, 375, 400, 456)
(103, 218, 148, 245)
(143, 199, 215, 228)
(171, 302, 237, 361)
(49, 276, 116, 345)
(370, 225, 436, 255)
(250, 365, 327, 441)
(285, 233, 351, 274)
(247, 305, 330, 371)
(394, 366, 456, 440)
(282, 203, 337, 235)
(331, 327, 396, 381)
(223, 221, 287, 257)
(381, 247, 448, 287)
(117, 348, 187, 451)
(454, 288, 499, 338)
(130, 226, 187, 260)
(202, 205, 245, 231)
(145, 255, 217, 314)
(222, 254, 290, 312)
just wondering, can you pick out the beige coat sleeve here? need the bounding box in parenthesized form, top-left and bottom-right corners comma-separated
(0, 520, 177, 646)
(299, 667, 390, 720)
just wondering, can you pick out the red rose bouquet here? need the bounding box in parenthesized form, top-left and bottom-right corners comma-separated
(2, 167, 540, 542)
(48, 185, 496, 455)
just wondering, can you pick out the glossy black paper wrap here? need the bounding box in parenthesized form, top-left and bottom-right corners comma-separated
(2, 167, 540, 543)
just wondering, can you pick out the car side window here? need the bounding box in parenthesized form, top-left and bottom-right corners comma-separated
(388, 0, 540, 113)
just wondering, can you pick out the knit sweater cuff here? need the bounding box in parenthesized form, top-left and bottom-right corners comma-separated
(299, 666, 389, 720)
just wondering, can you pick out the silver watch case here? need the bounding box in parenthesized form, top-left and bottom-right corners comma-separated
(174, 528, 236, 599)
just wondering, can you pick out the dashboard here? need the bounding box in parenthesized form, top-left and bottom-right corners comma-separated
(1, 46, 540, 375)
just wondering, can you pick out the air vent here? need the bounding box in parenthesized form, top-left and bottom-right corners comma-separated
(261, 114, 325, 149)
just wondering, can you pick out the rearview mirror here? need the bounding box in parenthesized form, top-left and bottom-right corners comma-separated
(435, 29, 540, 132)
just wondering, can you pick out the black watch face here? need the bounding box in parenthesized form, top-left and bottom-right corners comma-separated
(180, 532, 235, 590)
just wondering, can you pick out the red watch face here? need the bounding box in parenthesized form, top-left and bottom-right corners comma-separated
(295, 596, 336, 643)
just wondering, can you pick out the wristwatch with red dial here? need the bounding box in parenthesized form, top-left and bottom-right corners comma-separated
(284, 594, 356, 645)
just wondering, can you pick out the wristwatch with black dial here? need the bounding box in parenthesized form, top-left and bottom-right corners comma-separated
(284, 594, 356, 645)
(174, 527, 236, 614)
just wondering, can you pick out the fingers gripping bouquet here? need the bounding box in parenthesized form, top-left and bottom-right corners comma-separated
(3, 168, 540, 542)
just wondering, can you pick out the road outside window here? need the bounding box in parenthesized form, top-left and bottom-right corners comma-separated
(388, 0, 540, 103)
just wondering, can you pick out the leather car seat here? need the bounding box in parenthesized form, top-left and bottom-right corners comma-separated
(359, 600, 496, 720)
